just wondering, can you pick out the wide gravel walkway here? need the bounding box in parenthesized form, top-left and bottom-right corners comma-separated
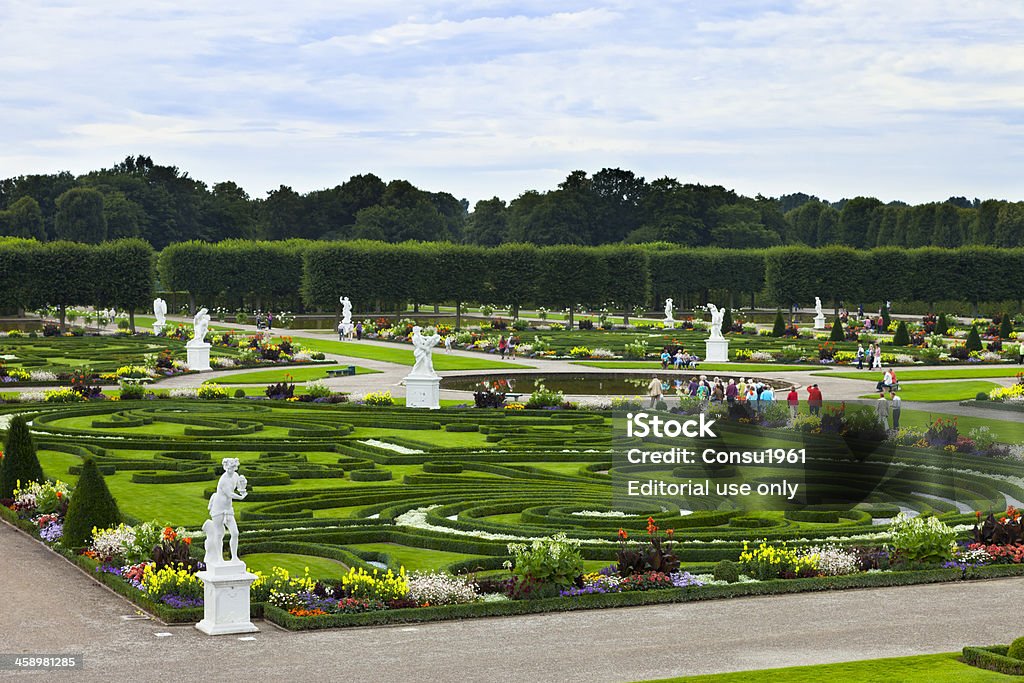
(2, 520, 1020, 682)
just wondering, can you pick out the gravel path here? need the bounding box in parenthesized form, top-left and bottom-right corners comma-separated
(2, 520, 1020, 683)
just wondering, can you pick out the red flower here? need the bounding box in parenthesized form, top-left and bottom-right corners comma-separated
(646, 516, 657, 535)
(617, 529, 628, 541)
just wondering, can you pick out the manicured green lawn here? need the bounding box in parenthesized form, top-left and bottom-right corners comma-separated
(819, 367, 1024, 381)
(346, 542, 491, 572)
(858, 381, 1000, 402)
(212, 365, 378, 384)
(241, 552, 349, 579)
(643, 652, 1012, 682)
(572, 361, 821, 373)
(287, 337, 532, 371)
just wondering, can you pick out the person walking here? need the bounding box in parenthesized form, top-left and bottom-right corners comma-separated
(498, 335, 508, 360)
(807, 384, 823, 416)
(356, 321, 363, 340)
(891, 393, 902, 430)
(872, 344, 882, 369)
(647, 376, 664, 408)
(787, 387, 800, 420)
(508, 334, 517, 359)
(267, 312, 274, 330)
(856, 344, 865, 370)
(444, 334, 453, 353)
(875, 393, 890, 431)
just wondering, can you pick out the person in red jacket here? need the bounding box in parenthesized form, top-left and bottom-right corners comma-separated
(806, 384, 823, 416)
(787, 387, 800, 420)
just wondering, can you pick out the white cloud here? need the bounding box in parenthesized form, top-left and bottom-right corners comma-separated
(1, 1, 1022, 204)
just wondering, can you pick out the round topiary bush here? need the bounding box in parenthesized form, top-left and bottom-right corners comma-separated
(976, 392, 989, 401)
(713, 559, 740, 583)
(350, 469, 393, 482)
(1008, 636, 1024, 660)
(234, 389, 246, 399)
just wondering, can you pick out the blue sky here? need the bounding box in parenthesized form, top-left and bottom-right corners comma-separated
(2, 1, 1022, 205)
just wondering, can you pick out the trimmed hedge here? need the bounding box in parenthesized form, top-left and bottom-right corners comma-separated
(349, 469, 393, 482)
(961, 645, 1024, 676)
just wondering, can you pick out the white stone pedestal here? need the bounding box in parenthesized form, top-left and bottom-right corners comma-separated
(186, 342, 212, 371)
(813, 314, 826, 330)
(405, 374, 440, 409)
(663, 318, 676, 330)
(704, 339, 730, 363)
(195, 562, 258, 636)
(152, 323, 165, 336)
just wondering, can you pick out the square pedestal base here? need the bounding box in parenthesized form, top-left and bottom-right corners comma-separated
(195, 565, 258, 636)
(153, 323, 165, 336)
(813, 315, 827, 330)
(704, 339, 730, 363)
(186, 342, 212, 371)
(405, 375, 440, 409)
(663, 318, 676, 329)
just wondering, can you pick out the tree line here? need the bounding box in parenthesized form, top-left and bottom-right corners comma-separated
(2, 156, 1023, 249)
(4, 239, 1022, 325)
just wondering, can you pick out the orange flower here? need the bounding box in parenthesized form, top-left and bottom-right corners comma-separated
(162, 526, 176, 542)
(646, 516, 658, 535)
(666, 529, 674, 538)
(183, 537, 192, 545)
(618, 529, 628, 541)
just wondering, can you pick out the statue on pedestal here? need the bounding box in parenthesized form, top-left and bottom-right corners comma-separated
(203, 458, 248, 566)
(815, 297, 823, 317)
(153, 298, 167, 330)
(706, 304, 725, 340)
(340, 296, 353, 325)
(410, 326, 441, 378)
(190, 308, 210, 347)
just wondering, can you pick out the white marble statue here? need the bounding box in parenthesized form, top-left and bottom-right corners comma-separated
(814, 297, 823, 317)
(410, 325, 441, 377)
(190, 307, 211, 346)
(340, 296, 353, 325)
(707, 303, 725, 340)
(203, 458, 248, 566)
(153, 298, 167, 325)
(664, 298, 674, 321)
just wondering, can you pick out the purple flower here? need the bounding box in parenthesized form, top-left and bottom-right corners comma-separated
(669, 571, 704, 588)
(159, 594, 204, 608)
(39, 522, 63, 543)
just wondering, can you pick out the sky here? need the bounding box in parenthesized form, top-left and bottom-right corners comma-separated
(2, 0, 1023, 205)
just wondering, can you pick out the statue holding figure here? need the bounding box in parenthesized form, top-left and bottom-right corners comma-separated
(190, 307, 211, 346)
(153, 298, 167, 326)
(410, 326, 441, 377)
(340, 296, 353, 325)
(707, 303, 725, 340)
(203, 458, 248, 566)
(814, 297, 823, 317)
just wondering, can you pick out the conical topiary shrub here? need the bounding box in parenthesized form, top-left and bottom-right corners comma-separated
(965, 325, 983, 353)
(0, 415, 44, 498)
(62, 458, 120, 548)
(892, 321, 910, 346)
(882, 305, 891, 330)
(772, 310, 786, 337)
(829, 317, 845, 342)
(936, 313, 949, 336)
(722, 307, 733, 334)
(1000, 314, 1013, 340)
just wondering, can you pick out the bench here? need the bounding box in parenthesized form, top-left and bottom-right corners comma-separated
(504, 392, 524, 402)
(326, 366, 357, 378)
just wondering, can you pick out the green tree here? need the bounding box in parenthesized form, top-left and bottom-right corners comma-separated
(829, 316, 845, 342)
(464, 197, 508, 246)
(994, 202, 1024, 247)
(94, 240, 156, 332)
(1, 196, 45, 240)
(892, 321, 910, 346)
(772, 310, 786, 337)
(62, 458, 120, 548)
(0, 416, 44, 498)
(965, 325, 983, 353)
(54, 187, 107, 243)
(936, 312, 949, 336)
(1000, 313, 1013, 339)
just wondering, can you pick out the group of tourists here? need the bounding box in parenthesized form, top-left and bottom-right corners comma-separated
(659, 348, 700, 369)
(875, 392, 903, 431)
(255, 312, 274, 330)
(497, 335, 519, 360)
(855, 343, 885, 370)
(646, 375, 778, 410)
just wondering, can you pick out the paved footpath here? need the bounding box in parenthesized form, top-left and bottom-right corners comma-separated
(2, 521, 1020, 683)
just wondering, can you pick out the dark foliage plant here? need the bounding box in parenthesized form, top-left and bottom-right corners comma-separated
(62, 458, 120, 548)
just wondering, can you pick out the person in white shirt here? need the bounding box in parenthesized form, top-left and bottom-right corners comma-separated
(891, 393, 902, 430)
(875, 393, 890, 431)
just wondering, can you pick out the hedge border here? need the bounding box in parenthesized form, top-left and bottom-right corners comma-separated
(960, 645, 1024, 676)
